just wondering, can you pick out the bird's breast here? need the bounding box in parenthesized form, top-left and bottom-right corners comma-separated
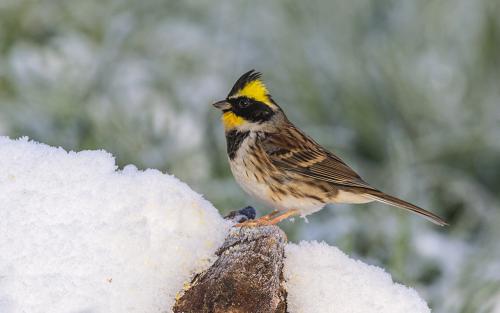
(229, 134, 273, 205)
(228, 134, 327, 215)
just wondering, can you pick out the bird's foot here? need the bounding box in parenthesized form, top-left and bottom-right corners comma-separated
(235, 209, 299, 227)
(265, 209, 299, 225)
(235, 211, 278, 227)
(235, 218, 272, 227)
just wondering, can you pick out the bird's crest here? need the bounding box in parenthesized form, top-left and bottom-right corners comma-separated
(228, 70, 273, 107)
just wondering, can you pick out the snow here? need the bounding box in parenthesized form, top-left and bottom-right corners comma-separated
(0, 137, 230, 313)
(285, 241, 430, 313)
(0, 137, 430, 313)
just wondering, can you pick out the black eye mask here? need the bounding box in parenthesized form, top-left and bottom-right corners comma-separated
(229, 97, 275, 123)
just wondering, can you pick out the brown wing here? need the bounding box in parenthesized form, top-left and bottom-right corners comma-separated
(259, 125, 448, 226)
(259, 126, 375, 190)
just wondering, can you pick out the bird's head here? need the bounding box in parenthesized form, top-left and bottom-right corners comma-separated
(212, 70, 282, 131)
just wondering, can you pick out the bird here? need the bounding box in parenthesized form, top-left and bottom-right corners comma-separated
(212, 70, 447, 227)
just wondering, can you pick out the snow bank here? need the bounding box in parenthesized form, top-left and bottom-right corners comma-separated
(285, 242, 430, 313)
(0, 137, 229, 313)
(0, 137, 430, 313)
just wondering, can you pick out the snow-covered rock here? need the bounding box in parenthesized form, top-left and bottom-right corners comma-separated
(0, 137, 430, 313)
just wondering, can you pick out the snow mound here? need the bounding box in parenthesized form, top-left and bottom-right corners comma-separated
(0, 137, 430, 313)
(0, 137, 229, 313)
(285, 241, 431, 313)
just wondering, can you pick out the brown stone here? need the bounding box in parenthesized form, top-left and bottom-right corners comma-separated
(172, 225, 288, 313)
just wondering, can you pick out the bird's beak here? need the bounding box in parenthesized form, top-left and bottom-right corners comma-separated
(212, 100, 231, 110)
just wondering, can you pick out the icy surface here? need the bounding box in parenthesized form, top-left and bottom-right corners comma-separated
(0, 137, 230, 313)
(285, 241, 431, 313)
(0, 137, 430, 312)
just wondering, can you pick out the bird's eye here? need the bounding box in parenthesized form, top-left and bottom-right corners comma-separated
(239, 98, 250, 108)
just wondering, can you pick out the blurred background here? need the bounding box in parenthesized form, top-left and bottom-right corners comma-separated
(1, 0, 499, 311)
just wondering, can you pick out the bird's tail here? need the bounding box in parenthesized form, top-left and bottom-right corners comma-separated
(363, 190, 448, 226)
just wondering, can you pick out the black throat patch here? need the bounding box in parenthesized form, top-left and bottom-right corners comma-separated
(226, 130, 250, 160)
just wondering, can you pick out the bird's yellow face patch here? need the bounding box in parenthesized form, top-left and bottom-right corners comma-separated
(231, 79, 272, 107)
(221, 111, 246, 129)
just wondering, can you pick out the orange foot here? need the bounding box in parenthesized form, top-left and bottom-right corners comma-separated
(235, 209, 299, 227)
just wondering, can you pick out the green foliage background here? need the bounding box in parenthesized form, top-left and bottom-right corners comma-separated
(1, 0, 499, 312)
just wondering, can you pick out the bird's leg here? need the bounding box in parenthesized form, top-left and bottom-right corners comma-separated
(235, 209, 299, 227)
(266, 209, 300, 225)
(258, 209, 282, 220)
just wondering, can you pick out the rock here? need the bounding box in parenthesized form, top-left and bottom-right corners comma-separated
(173, 223, 288, 313)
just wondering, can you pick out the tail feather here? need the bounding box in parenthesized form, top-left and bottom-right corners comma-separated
(363, 190, 448, 226)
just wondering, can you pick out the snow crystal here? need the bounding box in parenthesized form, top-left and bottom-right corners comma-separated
(0, 137, 430, 313)
(285, 241, 431, 313)
(0, 137, 230, 313)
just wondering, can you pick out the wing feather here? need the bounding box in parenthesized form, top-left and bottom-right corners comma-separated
(260, 128, 374, 190)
